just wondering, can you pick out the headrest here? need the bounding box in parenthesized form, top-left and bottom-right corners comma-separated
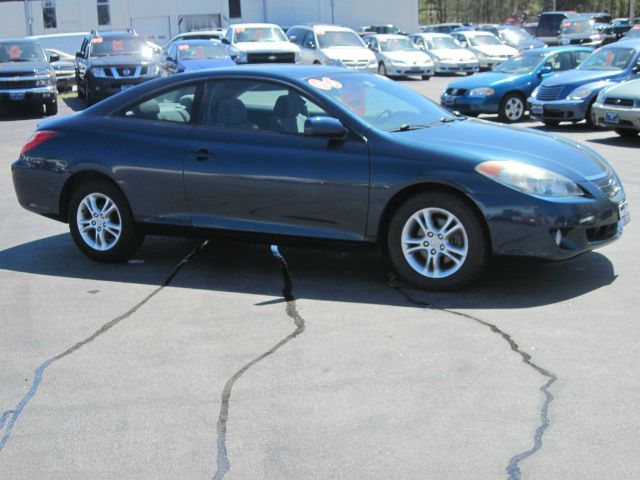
(135, 99, 160, 117)
(179, 94, 194, 110)
(216, 98, 247, 126)
(274, 94, 308, 118)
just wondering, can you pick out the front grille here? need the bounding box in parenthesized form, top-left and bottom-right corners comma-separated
(536, 85, 564, 101)
(101, 66, 146, 78)
(0, 80, 37, 89)
(446, 88, 468, 96)
(570, 38, 590, 44)
(246, 52, 295, 63)
(0, 70, 36, 77)
(342, 59, 370, 69)
(593, 172, 622, 198)
(604, 97, 634, 107)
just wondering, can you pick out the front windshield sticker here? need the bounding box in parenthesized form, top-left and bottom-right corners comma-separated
(91, 37, 103, 44)
(9, 45, 21, 60)
(112, 40, 124, 51)
(308, 77, 343, 90)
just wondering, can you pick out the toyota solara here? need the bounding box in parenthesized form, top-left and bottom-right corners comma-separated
(12, 66, 630, 290)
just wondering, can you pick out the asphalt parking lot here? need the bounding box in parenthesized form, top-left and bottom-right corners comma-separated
(1, 77, 639, 479)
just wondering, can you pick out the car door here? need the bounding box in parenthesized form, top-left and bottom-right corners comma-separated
(301, 30, 320, 64)
(183, 78, 370, 241)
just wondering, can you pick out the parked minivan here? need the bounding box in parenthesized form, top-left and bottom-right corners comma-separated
(287, 24, 377, 72)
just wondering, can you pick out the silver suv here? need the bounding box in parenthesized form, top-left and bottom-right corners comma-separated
(287, 24, 377, 72)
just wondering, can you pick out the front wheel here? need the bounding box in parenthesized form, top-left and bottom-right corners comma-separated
(421, 75, 432, 81)
(378, 62, 387, 76)
(543, 120, 560, 127)
(615, 128, 639, 137)
(387, 192, 489, 291)
(498, 93, 525, 123)
(68, 180, 144, 262)
(45, 99, 58, 116)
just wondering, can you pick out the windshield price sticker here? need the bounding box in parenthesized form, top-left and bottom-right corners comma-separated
(91, 37, 104, 44)
(309, 77, 343, 90)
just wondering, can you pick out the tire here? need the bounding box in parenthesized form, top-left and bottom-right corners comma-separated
(387, 192, 489, 291)
(68, 180, 144, 262)
(378, 62, 387, 76)
(421, 75, 432, 80)
(85, 81, 95, 106)
(615, 128, 639, 137)
(543, 120, 560, 127)
(45, 99, 58, 116)
(76, 75, 85, 99)
(466, 72, 475, 76)
(585, 101, 596, 128)
(498, 92, 525, 123)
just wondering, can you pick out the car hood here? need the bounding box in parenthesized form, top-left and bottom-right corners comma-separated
(0, 61, 50, 73)
(382, 50, 432, 63)
(179, 58, 236, 70)
(396, 119, 609, 180)
(600, 77, 640, 98)
(471, 44, 518, 56)
(430, 48, 476, 61)
(511, 38, 546, 49)
(542, 68, 624, 88)
(323, 46, 375, 62)
(90, 55, 154, 67)
(233, 41, 299, 53)
(448, 71, 529, 89)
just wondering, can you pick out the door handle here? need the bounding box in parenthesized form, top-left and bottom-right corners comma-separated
(190, 148, 215, 161)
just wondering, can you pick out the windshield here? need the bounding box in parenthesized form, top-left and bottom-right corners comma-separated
(0, 41, 47, 63)
(178, 43, 227, 60)
(380, 37, 416, 52)
(90, 37, 149, 57)
(494, 51, 546, 73)
(233, 26, 287, 43)
(625, 28, 640, 38)
(306, 72, 455, 131)
(578, 47, 635, 71)
(502, 28, 532, 42)
(561, 19, 595, 35)
(469, 34, 502, 46)
(317, 30, 364, 48)
(427, 36, 460, 49)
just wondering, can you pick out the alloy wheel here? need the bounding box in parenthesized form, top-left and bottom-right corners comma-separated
(76, 193, 122, 251)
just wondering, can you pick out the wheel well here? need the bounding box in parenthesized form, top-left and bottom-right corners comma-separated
(502, 90, 527, 105)
(58, 171, 123, 223)
(377, 183, 491, 255)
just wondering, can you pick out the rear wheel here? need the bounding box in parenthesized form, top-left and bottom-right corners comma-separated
(68, 180, 144, 262)
(421, 75, 432, 80)
(498, 93, 525, 123)
(615, 128, 639, 137)
(387, 192, 489, 291)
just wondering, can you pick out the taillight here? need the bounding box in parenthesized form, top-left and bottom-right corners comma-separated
(20, 130, 58, 156)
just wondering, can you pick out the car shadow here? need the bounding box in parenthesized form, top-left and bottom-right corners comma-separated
(0, 103, 47, 121)
(0, 233, 617, 310)
(61, 95, 86, 112)
(587, 135, 640, 147)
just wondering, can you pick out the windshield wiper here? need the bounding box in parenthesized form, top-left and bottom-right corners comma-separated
(440, 116, 457, 123)
(387, 124, 432, 132)
(9, 59, 30, 62)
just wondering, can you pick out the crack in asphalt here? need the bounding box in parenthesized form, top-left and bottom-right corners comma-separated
(0, 241, 208, 455)
(388, 275, 557, 480)
(212, 245, 305, 480)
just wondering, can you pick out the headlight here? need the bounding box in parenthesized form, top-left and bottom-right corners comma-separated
(35, 77, 51, 87)
(368, 58, 377, 67)
(391, 58, 407, 65)
(475, 51, 486, 59)
(90, 67, 107, 78)
(469, 87, 494, 97)
(595, 88, 609, 103)
(560, 37, 570, 45)
(567, 86, 593, 100)
(431, 54, 441, 61)
(148, 64, 160, 75)
(327, 57, 345, 67)
(294, 51, 301, 63)
(531, 86, 540, 98)
(476, 160, 583, 197)
(235, 51, 248, 63)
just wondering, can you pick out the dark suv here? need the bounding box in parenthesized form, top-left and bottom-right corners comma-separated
(75, 29, 160, 105)
(0, 38, 58, 115)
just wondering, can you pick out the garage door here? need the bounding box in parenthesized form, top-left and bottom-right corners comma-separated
(131, 16, 171, 43)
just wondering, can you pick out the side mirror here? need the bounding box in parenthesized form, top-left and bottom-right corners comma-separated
(75, 51, 82, 58)
(48, 54, 60, 63)
(221, 38, 230, 44)
(166, 55, 173, 62)
(288, 35, 297, 43)
(632, 65, 640, 74)
(304, 116, 348, 139)
(539, 65, 552, 77)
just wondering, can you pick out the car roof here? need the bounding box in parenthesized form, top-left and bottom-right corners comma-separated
(365, 34, 409, 40)
(454, 30, 495, 36)
(526, 46, 593, 54)
(412, 32, 452, 38)
(603, 38, 640, 48)
(176, 30, 224, 36)
(174, 39, 223, 45)
(229, 23, 282, 29)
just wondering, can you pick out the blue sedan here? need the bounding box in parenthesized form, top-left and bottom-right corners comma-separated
(161, 39, 235, 75)
(11, 66, 629, 290)
(528, 39, 640, 126)
(441, 47, 591, 122)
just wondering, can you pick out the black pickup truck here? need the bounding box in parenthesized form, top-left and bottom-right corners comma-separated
(0, 38, 58, 115)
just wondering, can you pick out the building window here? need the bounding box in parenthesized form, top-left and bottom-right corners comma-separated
(42, 0, 57, 29)
(97, 0, 111, 26)
(229, 0, 241, 18)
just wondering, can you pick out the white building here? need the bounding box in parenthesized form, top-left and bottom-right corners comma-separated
(0, 0, 419, 43)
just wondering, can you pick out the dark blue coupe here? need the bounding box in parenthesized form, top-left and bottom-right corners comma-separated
(12, 66, 629, 290)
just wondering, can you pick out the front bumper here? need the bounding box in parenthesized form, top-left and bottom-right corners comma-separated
(528, 97, 590, 122)
(88, 74, 159, 99)
(54, 70, 75, 89)
(387, 64, 434, 76)
(478, 56, 510, 69)
(440, 92, 501, 115)
(592, 103, 640, 131)
(0, 86, 57, 105)
(434, 60, 479, 73)
(475, 181, 628, 260)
